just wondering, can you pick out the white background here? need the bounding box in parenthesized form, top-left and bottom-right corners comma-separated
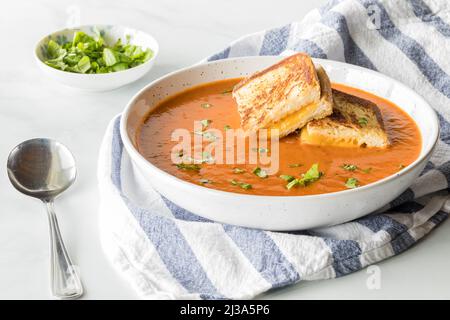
(0, 0, 449, 299)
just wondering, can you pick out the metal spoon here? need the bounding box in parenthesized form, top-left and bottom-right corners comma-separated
(7, 138, 83, 299)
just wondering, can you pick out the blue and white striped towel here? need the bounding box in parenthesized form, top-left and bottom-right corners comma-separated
(99, 0, 450, 299)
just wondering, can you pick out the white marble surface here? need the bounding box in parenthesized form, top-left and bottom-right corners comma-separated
(0, 0, 449, 300)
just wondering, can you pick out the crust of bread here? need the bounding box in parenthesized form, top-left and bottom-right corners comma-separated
(232, 53, 332, 137)
(300, 89, 389, 148)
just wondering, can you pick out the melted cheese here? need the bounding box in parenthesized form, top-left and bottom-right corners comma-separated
(267, 102, 320, 136)
(300, 128, 362, 147)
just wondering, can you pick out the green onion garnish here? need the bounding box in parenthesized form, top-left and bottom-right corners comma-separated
(230, 179, 252, 190)
(286, 179, 300, 190)
(345, 177, 359, 189)
(176, 163, 201, 171)
(279, 175, 295, 182)
(342, 164, 358, 171)
(43, 31, 153, 74)
(252, 167, 268, 178)
(285, 163, 322, 189)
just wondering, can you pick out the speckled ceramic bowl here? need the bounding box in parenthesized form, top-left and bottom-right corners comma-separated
(120, 56, 439, 230)
(35, 25, 159, 91)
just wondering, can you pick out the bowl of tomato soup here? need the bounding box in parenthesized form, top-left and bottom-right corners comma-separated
(120, 56, 439, 230)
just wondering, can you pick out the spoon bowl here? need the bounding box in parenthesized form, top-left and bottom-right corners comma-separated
(7, 138, 83, 299)
(7, 139, 77, 200)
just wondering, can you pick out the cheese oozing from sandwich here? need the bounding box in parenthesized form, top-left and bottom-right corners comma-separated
(300, 89, 390, 148)
(232, 53, 333, 138)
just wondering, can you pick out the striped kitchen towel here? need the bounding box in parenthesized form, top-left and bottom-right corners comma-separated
(98, 0, 450, 299)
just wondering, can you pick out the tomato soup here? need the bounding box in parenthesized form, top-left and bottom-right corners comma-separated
(137, 78, 421, 196)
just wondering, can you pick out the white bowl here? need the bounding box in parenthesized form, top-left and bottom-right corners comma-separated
(121, 56, 439, 231)
(35, 25, 159, 91)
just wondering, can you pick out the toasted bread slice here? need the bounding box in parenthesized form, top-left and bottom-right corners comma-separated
(300, 90, 389, 148)
(232, 53, 333, 137)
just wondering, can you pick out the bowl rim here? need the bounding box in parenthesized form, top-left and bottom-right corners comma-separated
(120, 55, 440, 200)
(34, 24, 159, 77)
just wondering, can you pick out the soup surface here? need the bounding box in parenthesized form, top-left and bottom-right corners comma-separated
(137, 78, 421, 196)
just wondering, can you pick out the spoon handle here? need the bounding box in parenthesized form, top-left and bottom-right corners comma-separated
(44, 201, 84, 299)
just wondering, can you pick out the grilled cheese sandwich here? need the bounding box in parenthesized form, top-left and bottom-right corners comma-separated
(300, 89, 389, 148)
(232, 53, 333, 138)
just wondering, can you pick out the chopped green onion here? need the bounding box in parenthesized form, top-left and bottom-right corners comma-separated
(42, 31, 153, 74)
(112, 62, 128, 72)
(230, 179, 252, 190)
(342, 164, 358, 171)
(285, 164, 323, 189)
(76, 56, 91, 73)
(342, 163, 372, 174)
(46, 40, 66, 60)
(279, 175, 295, 182)
(175, 163, 201, 171)
(224, 125, 232, 131)
(252, 167, 268, 178)
(298, 163, 322, 186)
(240, 183, 252, 190)
(201, 103, 212, 109)
(345, 177, 359, 189)
(103, 48, 117, 66)
(286, 179, 300, 190)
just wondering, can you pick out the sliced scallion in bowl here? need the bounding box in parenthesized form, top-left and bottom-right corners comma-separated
(43, 31, 153, 74)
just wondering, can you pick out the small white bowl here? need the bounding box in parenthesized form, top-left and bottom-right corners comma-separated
(35, 25, 159, 91)
(121, 56, 439, 231)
